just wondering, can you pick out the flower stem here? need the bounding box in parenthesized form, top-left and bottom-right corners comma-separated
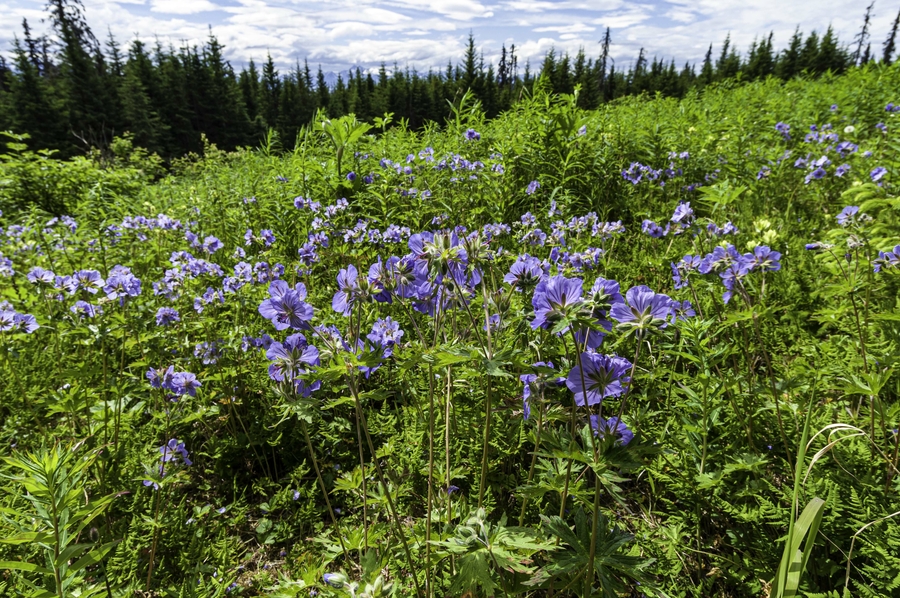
(346, 375, 424, 598)
(300, 419, 351, 564)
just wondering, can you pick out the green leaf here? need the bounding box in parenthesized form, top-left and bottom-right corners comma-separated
(0, 531, 53, 545)
(431, 349, 475, 368)
(68, 540, 119, 573)
(773, 497, 825, 598)
(482, 358, 512, 378)
(0, 560, 53, 575)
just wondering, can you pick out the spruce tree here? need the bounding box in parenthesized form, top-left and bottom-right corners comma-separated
(21, 19, 42, 71)
(120, 59, 165, 153)
(261, 54, 281, 129)
(8, 36, 67, 151)
(799, 30, 820, 73)
(884, 8, 900, 64)
(699, 43, 714, 85)
(715, 34, 741, 80)
(853, 2, 875, 65)
(46, 0, 110, 149)
(276, 71, 300, 149)
(197, 32, 252, 149)
(777, 27, 803, 79)
(155, 43, 198, 155)
(328, 74, 349, 117)
(462, 33, 478, 92)
(0, 59, 10, 133)
(240, 60, 266, 142)
(598, 28, 611, 101)
(816, 26, 847, 74)
(239, 60, 261, 122)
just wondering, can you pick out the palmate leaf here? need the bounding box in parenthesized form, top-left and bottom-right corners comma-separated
(433, 509, 554, 595)
(453, 550, 498, 596)
(530, 509, 658, 597)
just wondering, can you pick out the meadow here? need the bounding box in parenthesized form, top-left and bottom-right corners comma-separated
(1, 66, 900, 598)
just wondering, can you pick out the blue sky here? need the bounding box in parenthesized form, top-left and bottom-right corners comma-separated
(0, 0, 893, 74)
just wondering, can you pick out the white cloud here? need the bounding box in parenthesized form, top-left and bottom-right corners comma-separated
(380, 0, 492, 20)
(150, 0, 219, 14)
(533, 23, 596, 34)
(590, 5, 653, 29)
(501, 0, 622, 13)
(664, 8, 695, 24)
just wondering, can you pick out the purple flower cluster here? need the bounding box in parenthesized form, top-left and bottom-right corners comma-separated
(622, 153, 688, 186)
(0, 308, 39, 333)
(775, 122, 791, 140)
(360, 317, 405, 378)
(155, 307, 180, 326)
(609, 285, 675, 330)
(146, 366, 201, 397)
(706, 222, 739, 237)
(103, 265, 142, 303)
(641, 219, 668, 238)
(194, 340, 222, 365)
(504, 255, 545, 291)
(265, 333, 320, 396)
(874, 245, 900, 272)
(143, 438, 193, 490)
(531, 275, 584, 330)
(70, 300, 102, 318)
(677, 244, 781, 304)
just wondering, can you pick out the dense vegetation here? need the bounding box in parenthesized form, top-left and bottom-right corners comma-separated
(2, 59, 900, 597)
(0, 0, 897, 159)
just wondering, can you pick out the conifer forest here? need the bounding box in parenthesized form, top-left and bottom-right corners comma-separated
(2, 1, 900, 597)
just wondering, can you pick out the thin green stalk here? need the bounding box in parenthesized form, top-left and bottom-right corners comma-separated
(347, 376, 424, 598)
(518, 386, 544, 526)
(300, 419, 351, 564)
(353, 406, 369, 550)
(749, 311, 792, 473)
(426, 364, 436, 598)
(478, 377, 493, 509)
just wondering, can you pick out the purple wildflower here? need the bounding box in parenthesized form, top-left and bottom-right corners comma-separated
(609, 285, 673, 330)
(258, 280, 314, 330)
(590, 415, 634, 445)
(836, 206, 860, 227)
(332, 264, 360, 316)
(566, 353, 632, 407)
(531, 275, 584, 330)
(504, 255, 543, 290)
(155, 307, 180, 326)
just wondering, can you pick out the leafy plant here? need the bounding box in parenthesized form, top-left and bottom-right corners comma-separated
(0, 442, 121, 598)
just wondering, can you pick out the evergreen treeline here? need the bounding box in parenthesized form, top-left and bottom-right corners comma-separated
(1, 0, 898, 159)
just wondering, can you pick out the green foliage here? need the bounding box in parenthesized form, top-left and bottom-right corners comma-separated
(0, 443, 120, 597)
(1, 63, 900, 598)
(530, 509, 659, 596)
(0, 131, 163, 216)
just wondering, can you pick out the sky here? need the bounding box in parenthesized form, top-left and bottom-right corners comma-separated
(0, 0, 895, 75)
